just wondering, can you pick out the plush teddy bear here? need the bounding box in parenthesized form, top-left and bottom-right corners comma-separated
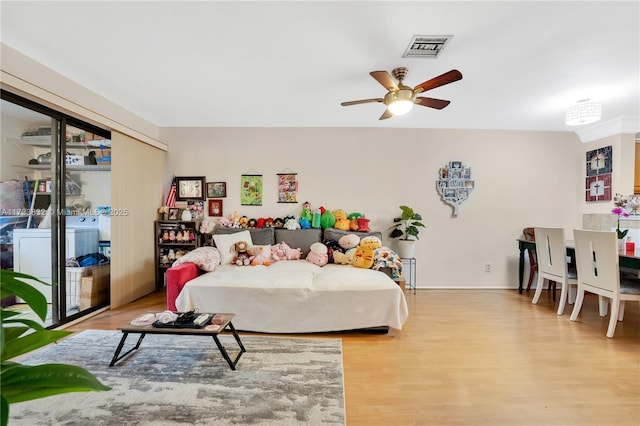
(306, 242, 329, 266)
(248, 245, 271, 266)
(332, 209, 350, 231)
(232, 241, 251, 266)
(352, 236, 382, 269)
(199, 219, 216, 234)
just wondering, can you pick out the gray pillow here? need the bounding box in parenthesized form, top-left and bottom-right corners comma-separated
(274, 229, 322, 257)
(214, 227, 275, 246)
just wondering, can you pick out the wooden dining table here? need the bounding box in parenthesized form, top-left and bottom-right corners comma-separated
(517, 238, 640, 293)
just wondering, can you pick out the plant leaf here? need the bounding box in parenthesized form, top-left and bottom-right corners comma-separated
(0, 363, 110, 404)
(0, 271, 49, 321)
(2, 329, 71, 361)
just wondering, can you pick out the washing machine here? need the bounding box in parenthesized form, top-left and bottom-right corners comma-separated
(13, 227, 99, 305)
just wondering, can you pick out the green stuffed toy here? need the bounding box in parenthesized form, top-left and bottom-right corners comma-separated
(320, 209, 336, 230)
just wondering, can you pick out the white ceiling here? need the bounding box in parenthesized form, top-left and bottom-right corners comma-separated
(1, 1, 639, 133)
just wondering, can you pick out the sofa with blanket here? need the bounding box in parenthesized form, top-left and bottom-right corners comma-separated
(166, 226, 409, 333)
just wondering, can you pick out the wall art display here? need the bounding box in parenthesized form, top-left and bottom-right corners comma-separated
(277, 172, 298, 203)
(436, 161, 475, 217)
(187, 200, 205, 220)
(585, 173, 612, 202)
(586, 145, 612, 177)
(207, 181, 226, 198)
(208, 199, 223, 217)
(585, 145, 612, 201)
(241, 174, 263, 206)
(175, 176, 206, 201)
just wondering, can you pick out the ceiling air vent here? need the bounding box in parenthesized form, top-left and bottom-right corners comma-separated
(403, 35, 453, 58)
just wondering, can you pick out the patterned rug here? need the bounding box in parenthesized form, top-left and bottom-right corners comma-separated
(9, 330, 345, 425)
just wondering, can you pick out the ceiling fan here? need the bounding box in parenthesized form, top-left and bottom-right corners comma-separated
(340, 67, 463, 120)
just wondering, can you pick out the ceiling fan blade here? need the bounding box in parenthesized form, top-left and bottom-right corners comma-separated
(415, 97, 451, 110)
(341, 98, 384, 106)
(379, 109, 393, 120)
(413, 69, 463, 93)
(370, 71, 399, 92)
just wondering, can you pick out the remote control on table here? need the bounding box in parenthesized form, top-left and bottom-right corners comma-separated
(194, 313, 212, 326)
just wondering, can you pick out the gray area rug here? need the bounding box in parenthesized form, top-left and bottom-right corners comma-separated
(9, 330, 345, 425)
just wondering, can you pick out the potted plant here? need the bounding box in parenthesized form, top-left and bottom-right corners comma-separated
(1, 270, 110, 425)
(389, 205, 425, 258)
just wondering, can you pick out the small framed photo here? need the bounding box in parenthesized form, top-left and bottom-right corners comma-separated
(168, 208, 179, 220)
(175, 176, 206, 200)
(208, 199, 223, 217)
(207, 181, 227, 198)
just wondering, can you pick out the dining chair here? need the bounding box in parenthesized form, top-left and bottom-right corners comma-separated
(533, 227, 578, 315)
(570, 229, 640, 338)
(522, 227, 538, 293)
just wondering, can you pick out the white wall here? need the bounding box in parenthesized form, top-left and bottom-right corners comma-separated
(160, 127, 583, 289)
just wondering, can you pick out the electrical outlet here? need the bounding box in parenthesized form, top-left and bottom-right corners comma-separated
(485, 263, 491, 273)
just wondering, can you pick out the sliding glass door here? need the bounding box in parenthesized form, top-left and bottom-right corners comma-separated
(1, 91, 111, 327)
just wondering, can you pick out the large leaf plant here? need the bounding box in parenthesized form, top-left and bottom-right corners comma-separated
(389, 205, 426, 240)
(1, 270, 110, 426)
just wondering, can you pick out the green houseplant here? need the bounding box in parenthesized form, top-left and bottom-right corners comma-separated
(389, 205, 425, 259)
(1, 270, 110, 426)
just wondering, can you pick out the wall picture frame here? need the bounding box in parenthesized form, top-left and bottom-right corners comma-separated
(207, 181, 227, 198)
(175, 176, 206, 200)
(208, 199, 223, 217)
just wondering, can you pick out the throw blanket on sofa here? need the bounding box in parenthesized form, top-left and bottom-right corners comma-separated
(175, 260, 409, 333)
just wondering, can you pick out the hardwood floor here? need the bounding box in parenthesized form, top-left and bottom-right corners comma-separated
(66, 288, 640, 426)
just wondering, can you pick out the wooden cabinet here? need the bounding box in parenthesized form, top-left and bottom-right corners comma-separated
(154, 220, 200, 288)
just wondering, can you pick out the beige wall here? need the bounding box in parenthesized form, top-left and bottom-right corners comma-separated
(160, 127, 589, 289)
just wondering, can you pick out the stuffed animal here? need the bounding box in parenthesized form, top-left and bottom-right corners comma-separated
(348, 212, 363, 231)
(352, 236, 382, 269)
(306, 242, 328, 266)
(232, 241, 251, 266)
(281, 241, 302, 260)
(271, 242, 287, 261)
(239, 216, 249, 228)
(338, 234, 360, 251)
(301, 201, 313, 222)
(285, 218, 301, 230)
(264, 217, 274, 227)
(256, 218, 265, 228)
(298, 217, 311, 229)
(312, 208, 322, 229)
(199, 219, 216, 234)
(333, 251, 351, 265)
(357, 217, 370, 232)
(273, 217, 284, 228)
(372, 247, 404, 279)
(248, 245, 271, 266)
(333, 209, 350, 231)
(323, 239, 342, 263)
(320, 209, 336, 230)
(247, 218, 257, 228)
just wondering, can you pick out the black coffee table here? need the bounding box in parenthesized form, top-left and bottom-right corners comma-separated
(109, 313, 245, 370)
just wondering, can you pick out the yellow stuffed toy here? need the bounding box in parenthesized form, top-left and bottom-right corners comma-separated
(333, 209, 350, 231)
(352, 236, 382, 269)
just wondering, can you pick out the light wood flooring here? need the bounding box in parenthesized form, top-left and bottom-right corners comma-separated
(66, 288, 640, 426)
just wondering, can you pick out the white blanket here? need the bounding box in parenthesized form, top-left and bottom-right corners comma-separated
(175, 260, 409, 333)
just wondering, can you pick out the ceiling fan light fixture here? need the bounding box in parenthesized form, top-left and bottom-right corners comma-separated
(388, 99, 414, 115)
(386, 88, 415, 115)
(566, 100, 602, 126)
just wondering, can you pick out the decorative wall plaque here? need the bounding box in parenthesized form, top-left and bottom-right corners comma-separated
(436, 161, 475, 217)
(585, 145, 612, 202)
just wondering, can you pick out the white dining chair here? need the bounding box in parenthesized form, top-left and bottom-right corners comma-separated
(570, 229, 640, 338)
(533, 227, 578, 315)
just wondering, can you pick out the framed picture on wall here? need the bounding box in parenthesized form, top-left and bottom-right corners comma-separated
(175, 176, 206, 201)
(207, 181, 226, 198)
(208, 199, 223, 217)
